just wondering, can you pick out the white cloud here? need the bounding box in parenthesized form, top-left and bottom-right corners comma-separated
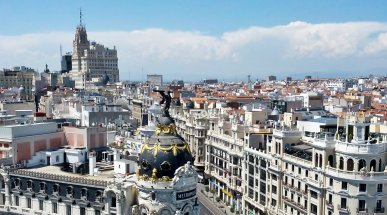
(1, 21, 387, 80)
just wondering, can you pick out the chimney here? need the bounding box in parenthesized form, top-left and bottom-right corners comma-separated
(89, 151, 97, 176)
(113, 148, 120, 161)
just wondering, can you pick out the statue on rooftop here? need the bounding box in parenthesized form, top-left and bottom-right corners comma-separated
(153, 89, 172, 117)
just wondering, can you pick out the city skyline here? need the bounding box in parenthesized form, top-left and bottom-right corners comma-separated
(2, 1, 387, 81)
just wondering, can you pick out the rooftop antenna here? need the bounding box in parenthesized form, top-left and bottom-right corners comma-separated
(80, 8, 83, 26)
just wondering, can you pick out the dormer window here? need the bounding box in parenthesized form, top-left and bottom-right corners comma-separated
(81, 188, 88, 200)
(27, 180, 33, 191)
(160, 161, 171, 171)
(13, 179, 21, 189)
(66, 186, 73, 198)
(141, 160, 151, 171)
(53, 184, 60, 194)
(39, 182, 46, 193)
(96, 191, 103, 203)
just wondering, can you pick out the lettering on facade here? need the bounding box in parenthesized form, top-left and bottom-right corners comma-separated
(176, 189, 196, 200)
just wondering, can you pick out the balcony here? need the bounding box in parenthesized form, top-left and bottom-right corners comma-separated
(283, 198, 307, 214)
(374, 207, 385, 215)
(335, 140, 387, 155)
(357, 208, 368, 215)
(301, 133, 335, 149)
(273, 129, 302, 138)
(337, 205, 349, 214)
(325, 166, 387, 180)
(326, 201, 334, 210)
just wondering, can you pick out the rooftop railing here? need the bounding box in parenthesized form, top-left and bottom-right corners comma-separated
(9, 169, 109, 187)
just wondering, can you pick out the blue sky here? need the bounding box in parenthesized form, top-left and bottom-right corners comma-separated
(1, 1, 387, 81)
(2, 1, 387, 35)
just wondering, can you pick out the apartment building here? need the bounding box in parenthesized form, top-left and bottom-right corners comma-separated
(205, 116, 245, 212)
(0, 66, 37, 101)
(173, 108, 208, 170)
(242, 114, 387, 215)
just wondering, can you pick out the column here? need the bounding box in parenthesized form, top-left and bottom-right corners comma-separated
(116, 194, 121, 215)
(104, 195, 110, 215)
(3, 176, 10, 207)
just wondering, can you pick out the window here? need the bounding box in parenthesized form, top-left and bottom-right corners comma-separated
(341, 182, 347, 190)
(271, 199, 277, 207)
(53, 184, 60, 193)
(377, 184, 383, 192)
(39, 200, 43, 210)
(314, 174, 318, 181)
(80, 207, 85, 215)
(27, 198, 31, 208)
(328, 194, 332, 204)
(292, 165, 295, 172)
(311, 190, 318, 199)
(95, 210, 101, 215)
(67, 205, 71, 215)
(305, 170, 308, 177)
(272, 185, 277, 194)
(376, 200, 382, 211)
(81, 188, 88, 199)
(27, 180, 33, 190)
(340, 198, 347, 208)
(66, 186, 73, 197)
(298, 167, 301, 174)
(53, 202, 58, 213)
(359, 184, 366, 192)
(329, 178, 333, 186)
(111, 196, 117, 207)
(310, 203, 317, 215)
(40, 182, 46, 193)
(15, 196, 19, 206)
(358, 200, 366, 211)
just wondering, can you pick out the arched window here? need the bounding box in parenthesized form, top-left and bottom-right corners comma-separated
(319, 154, 323, 168)
(328, 155, 334, 167)
(358, 159, 366, 171)
(370, 159, 377, 172)
(347, 159, 354, 171)
(339, 157, 344, 170)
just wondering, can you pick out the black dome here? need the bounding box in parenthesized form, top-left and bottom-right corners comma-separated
(138, 117, 192, 179)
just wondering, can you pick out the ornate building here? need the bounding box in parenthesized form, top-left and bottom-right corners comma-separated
(70, 12, 119, 89)
(0, 90, 199, 215)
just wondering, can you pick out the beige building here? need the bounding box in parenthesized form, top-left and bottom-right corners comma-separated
(0, 66, 37, 100)
(70, 22, 119, 89)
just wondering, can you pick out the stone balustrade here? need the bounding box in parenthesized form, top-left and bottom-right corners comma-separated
(9, 169, 109, 187)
